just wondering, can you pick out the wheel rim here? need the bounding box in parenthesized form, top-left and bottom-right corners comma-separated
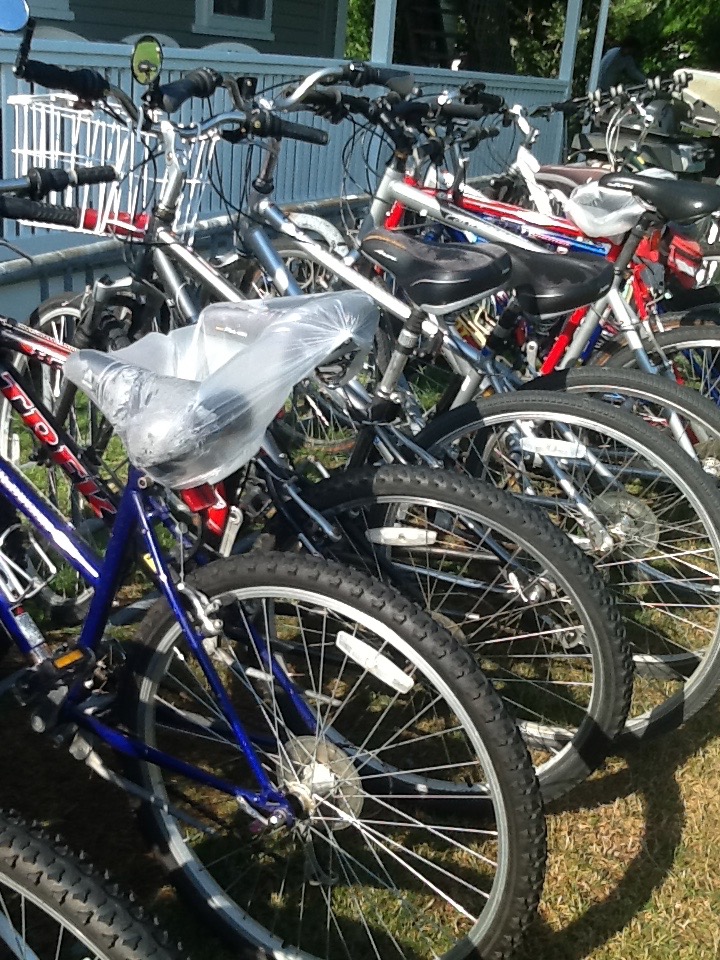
(427, 407, 720, 734)
(135, 583, 516, 960)
(313, 491, 616, 787)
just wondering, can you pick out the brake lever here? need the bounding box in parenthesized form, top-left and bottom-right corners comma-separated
(450, 155, 469, 206)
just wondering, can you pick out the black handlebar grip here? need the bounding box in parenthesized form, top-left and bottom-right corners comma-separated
(466, 92, 505, 112)
(462, 124, 501, 149)
(551, 100, 583, 115)
(24, 165, 116, 200)
(154, 68, 223, 113)
(252, 112, 329, 144)
(26, 167, 74, 199)
(343, 62, 415, 96)
(14, 19, 35, 77)
(18, 60, 109, 100)
(338, 92, 373, 117)
(306, 86, 372, 117)
(302, 88, 349, 123)
(73, 165, 117, 186)
(438, 98, 504, 119)
(304, 89, 342, 109)
(0, 196, 81, 227)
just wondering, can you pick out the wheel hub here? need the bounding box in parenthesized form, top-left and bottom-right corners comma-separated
(591, 492, 660, 559)
(278, 735, 363, 830)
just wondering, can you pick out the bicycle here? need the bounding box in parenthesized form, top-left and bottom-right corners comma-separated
(0, 87, 548, 960)
(199, 73, 720, 746)
(0, 290, 550, 958)
(19, 56, 717, 752)
(0, 36, 644, 802)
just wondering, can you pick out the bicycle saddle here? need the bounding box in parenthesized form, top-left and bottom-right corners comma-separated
(360, 229, 512, 314)
(64, 291, 379, 489)
(536, 164, 608, 197)
(503, 245, 614, 317)
(564, 180, 648, 239)
(600, 172, 720, 224)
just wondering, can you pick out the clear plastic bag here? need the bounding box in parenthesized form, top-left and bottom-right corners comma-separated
(64, 291, 379, 489)
(564, 182, 648, 239)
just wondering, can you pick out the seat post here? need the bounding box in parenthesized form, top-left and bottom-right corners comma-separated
(375, 309, 425, 402)
(613, 211, 663, 277)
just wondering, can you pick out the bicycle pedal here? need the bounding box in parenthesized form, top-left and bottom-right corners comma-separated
(14, 647, 96, 706)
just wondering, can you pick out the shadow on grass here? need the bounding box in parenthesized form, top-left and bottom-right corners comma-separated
(515, 696, 720, 960)
(2, 647, 720, 960)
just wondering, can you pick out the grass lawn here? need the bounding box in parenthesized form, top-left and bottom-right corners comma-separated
(1, 645, 719, 960)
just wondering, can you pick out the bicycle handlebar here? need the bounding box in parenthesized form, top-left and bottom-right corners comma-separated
(28, 164, 116, 198)
(0, 195, 81, 227)
(390, 95, 504, 125)
(0, 165, 116, 201)
(461, 124, 500, 148)
(148, 68, 224, 114)
(273, 62, 415, 111)
(16, 59, 109, 100)
(221, 108, 328, 145)
(341, 62, 415, 96)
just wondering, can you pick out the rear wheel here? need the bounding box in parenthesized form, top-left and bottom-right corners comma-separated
(416, 392, 720, 744)
(125, 552, 546, 960)
(528, 366, 720, 471)
(595, 324, 720, 411)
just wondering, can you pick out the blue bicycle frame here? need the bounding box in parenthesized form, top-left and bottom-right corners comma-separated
(0, 453, 303, 824)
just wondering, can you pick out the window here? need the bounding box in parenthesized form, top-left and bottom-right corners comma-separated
(193, 0, 274, 40)
(31, 0, 74, 21)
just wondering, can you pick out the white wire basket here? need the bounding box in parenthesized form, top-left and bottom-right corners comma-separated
(10, 92, 216, 242)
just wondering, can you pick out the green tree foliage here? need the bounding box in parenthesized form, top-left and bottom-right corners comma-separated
(345, 0, 373, 60)
(511, 0, 720, 91)
(345, 0, 720, 87)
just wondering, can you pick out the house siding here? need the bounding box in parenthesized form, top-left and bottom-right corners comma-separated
(58, 0, 338, 56)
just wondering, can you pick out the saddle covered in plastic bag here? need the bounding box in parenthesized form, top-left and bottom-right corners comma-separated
(564, 168, 676, 241)
(63, 291, 379, 489)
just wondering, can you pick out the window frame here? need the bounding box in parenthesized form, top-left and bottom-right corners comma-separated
(192, 0, 274, 41)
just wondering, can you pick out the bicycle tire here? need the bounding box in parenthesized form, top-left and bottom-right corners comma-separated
(526, 366, 720, 468)
(0, 295, 98, 625)
(590, 308, 720, 366)
(291, 464, 632, 801)
(123, 552, 546, 960)
(414, 391, 720, 744)
(594, 325, 720, 410)
(0, 809, 179, 960)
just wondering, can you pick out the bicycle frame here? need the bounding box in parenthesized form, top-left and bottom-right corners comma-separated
(374, 163, 674, 374)
(0, 349, 305, 822)
(49, 115, 692, 540)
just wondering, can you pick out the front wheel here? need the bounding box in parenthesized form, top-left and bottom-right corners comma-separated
(0, 809, 179, 960)
(124, 553, 546, 960)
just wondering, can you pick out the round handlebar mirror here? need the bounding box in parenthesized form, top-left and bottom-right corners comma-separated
(131, 35, 163, 86)
(0, 0, 29, 32)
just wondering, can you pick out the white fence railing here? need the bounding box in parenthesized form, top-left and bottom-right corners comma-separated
(0, 36, 568, 254)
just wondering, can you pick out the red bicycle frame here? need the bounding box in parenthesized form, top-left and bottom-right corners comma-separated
(383, 173, 691, 374)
